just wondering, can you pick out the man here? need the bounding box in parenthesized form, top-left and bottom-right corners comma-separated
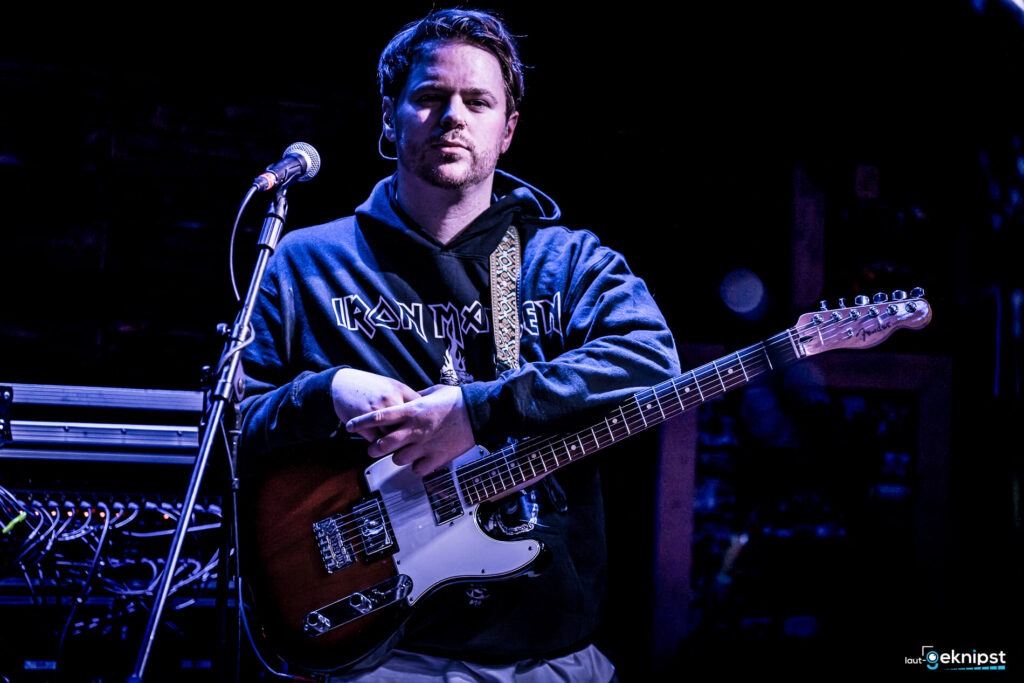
(236, 8, 680, 682)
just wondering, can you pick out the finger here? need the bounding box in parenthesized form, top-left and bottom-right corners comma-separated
(391, 444, 438, 475)
(369, 435, 391, 459)
(398, 383, 423, 402)
(371, 427, 415, 459)
(348, 424, 384, 444)
(346, 405, 403, 433)
(410, 453, 446, 477)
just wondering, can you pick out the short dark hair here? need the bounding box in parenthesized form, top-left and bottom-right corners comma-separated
(377, 8, 525, 119)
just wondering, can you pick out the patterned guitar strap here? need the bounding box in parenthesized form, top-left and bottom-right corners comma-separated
(489, 224, 521, 374)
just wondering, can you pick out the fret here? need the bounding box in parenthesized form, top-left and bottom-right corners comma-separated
(639, 394, 661, 426)
(718, 354, 746, 391)
(568, 433, 586, 459)
(482, 467, 502, 498)
(548, 443, 564, 469)
(533, 444, 552, 472)
(660, 382, 684, 419)
(490, 456, 512, 491)
(605, 410, 627, 442)
(651, 384, 673, 420)
(461, 477, 481, 506)
(478, 477, 492, 501)
(541, 450, 554, 474)
(670, 375, 692, 414)
(546, 441, 563, 467)
(505, 452, 527, 487)
(734, 352, 749, 383)
(711, 358, 727, 393)
(592, 420, 614, 450)
(528, 449, 545, 476)
(650, 384, 673, 420)
(765, 335, 786, 368)
(755, 346, 770, 375)
(673, 374, 699, 413)
(545, 442, 562, 468)
(495, 464, 511, 493)
(523, 449, 539, 479)
(615, 404, 631, 437)
(553, 439, 574, 463)
(695, 365, 719, 402)
(689, 371, 706, 402)
(627, 394, 648, 430)
(785, 328, 801, 363)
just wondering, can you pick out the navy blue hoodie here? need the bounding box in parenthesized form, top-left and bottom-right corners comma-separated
(236, 169, 680, 668)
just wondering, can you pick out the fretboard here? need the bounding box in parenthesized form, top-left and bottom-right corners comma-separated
(455, 327, 802, 506)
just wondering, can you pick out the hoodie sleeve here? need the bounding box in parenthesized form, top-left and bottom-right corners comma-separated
(234, 262, 345, 462)
(461, 228, 681, 447)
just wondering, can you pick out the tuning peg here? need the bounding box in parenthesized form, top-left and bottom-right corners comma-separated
(911, 286, 925, 297)
(854, 295, 870, 305)
(872, 292, 889, 303)
(892, 290, 907, 300)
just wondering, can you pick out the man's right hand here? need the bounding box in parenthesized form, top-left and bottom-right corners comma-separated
(331, 367, 421, 443)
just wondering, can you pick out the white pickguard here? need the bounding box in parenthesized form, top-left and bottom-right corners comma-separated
(363, 447, 542, 605)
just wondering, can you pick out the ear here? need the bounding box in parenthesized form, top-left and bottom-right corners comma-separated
(499, 110, 519, 154)
(382, 98, 396, 142)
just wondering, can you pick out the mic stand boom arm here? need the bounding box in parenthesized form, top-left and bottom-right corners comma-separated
(128, 190, 291, 682)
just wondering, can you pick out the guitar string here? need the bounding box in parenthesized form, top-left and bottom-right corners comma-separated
(430, 312, 816, 503)
(320, 302, 917, 556)
(321, 307, 858, 552)
(449, 341, 784, 504)
(317, 340, 788, 556)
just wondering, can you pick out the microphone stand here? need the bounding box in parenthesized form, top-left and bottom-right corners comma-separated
(128, 188, 291, 682)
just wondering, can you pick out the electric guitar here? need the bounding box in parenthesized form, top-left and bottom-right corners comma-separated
(239, 288, 933, 673)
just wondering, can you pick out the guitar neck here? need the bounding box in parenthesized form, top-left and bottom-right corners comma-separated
(455, 329, 801, 506)
(452, 288, 933, 506)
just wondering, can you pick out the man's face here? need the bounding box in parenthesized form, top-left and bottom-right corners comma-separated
(387, 41, 518, 191)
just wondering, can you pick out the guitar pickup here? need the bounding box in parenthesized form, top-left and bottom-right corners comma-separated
(352, 496, 395, 558)
(304, 574, 413, 636)
(313, 494, 396, 574)
(423, 469, 462, 525)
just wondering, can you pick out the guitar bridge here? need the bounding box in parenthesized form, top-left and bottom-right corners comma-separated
(313, 494, 396, 574)
(304, 574, 412, 636)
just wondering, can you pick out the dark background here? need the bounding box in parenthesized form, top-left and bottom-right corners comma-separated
(1, 1, 1022, 681)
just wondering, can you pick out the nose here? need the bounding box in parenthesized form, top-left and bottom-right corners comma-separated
(440, 97, 468, 129)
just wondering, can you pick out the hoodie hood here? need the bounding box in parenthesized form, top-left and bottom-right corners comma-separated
(353, 168, 562, 256)
(491, 168, 562, 225)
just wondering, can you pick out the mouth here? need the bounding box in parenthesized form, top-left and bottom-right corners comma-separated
(434, 137, 469, 152)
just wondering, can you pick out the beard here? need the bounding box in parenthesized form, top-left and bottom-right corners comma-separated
(399, 133, 502, 190)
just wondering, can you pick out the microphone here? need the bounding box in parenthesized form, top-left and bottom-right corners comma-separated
(253, 142, 321, 191)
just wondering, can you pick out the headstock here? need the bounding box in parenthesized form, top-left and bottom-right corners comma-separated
(796, 287, 932, 355)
